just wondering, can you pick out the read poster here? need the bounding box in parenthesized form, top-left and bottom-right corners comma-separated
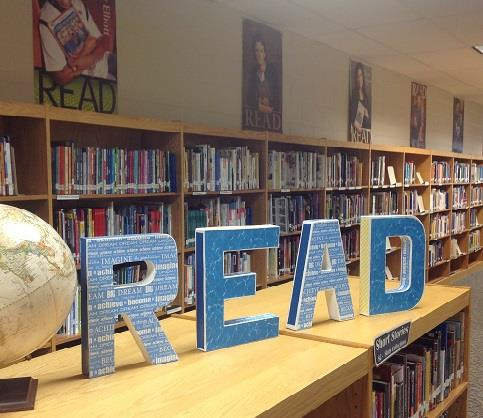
(410, 82, 427, 149)
(33, 0, 117, 113)
(452, 98, 464, 153)
(349, 60, 372, 144)
(242, 19, 282, 133)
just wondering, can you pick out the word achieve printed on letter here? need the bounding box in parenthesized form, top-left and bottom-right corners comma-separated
(287, 219, 354, 331)
(196, 225, 280, 351)
(80, 234, 178, 378)
(359, 215, 426, 316)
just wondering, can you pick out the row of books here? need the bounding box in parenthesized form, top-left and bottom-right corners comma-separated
(341, 229, 360, 261)
(370, 191, 398, 216)
(453, 161, 470, 183)
(470, 208, 480, 228)
(184, 197, 251, 247)
(431, 161, 451, 184)
(471, 163, 483, 183)
(268, 235, 300, 277)
(267, 150, 325, 190)
(403, 190, 425, 215)
(184, 254, 195, 305)
(452, 186, 467, 209)
(371, 156, 386, 186)
(326, 153, 363, 188)
(372, 313, 465, 417)
(326, 193, 366, 226)
(430, 189, 449, 212)
(451, 211, 466, 235)
(269, 194, 320, 233)
(469, 230, 480, 252)
(471, 186, 482, 205)
(52, 143, 177, 195)
(404, 161, 416, 186)
(58, 286, 81, 336)
(184, 145, 259, 192)
(450, 239, 464, 260)
(430, 214, 449, 239)
(113, 261, 147, 285)
(184, 251, 251, 305)
(55, 203, 172, 263)
(429, 240, 444, 267)
(0, 136, 17, 196)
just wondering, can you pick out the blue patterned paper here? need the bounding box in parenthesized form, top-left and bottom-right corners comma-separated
(359, 215, 426, 316)
(80, 234, 179, 378)
(286, 220, 354, 330)
(196, 225, 280, 351)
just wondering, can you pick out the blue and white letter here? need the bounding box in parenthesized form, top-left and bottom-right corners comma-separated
(287, 220, 354, 331)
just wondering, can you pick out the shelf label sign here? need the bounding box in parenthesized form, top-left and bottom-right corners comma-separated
(196, 225, 280, 351)
(287, 220, 354, 331)
(360, 216, 426, 316)
(80, 234, 178, 378)
(374, 321, 411, 366)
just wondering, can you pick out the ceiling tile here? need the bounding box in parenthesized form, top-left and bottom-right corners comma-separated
(357, 19, 464, 54)
(368, 54, 432, 74)
(317, 30, 396, 58)
(430, 13, 483, 45)
(446, 68, 483, 90)
(216, 0, 342, 36)
(411, 48, 483, 71)
(400, 0, 483, 19)
(289, 0, 419, 29)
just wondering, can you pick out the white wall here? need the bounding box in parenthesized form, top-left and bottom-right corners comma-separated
(1, 0, 482, 155)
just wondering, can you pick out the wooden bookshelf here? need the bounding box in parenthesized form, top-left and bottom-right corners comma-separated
(177, 277, 470, 417)
(0, 100, 481, 350)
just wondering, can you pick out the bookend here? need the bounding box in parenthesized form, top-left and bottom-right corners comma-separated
(0, 377, 38, 412)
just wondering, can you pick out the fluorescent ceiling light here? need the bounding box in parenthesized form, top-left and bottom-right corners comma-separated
(472, 46, 483, 54)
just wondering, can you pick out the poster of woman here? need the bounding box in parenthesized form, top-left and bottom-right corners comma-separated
(242, 19, 282, 133)
(452, 98, 464, 153)
(410, 82, 427, 149)
(349, 61, 372, 143)
(33, 0, 117, 113)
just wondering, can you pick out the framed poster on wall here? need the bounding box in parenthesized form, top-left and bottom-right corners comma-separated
(452, 98, 464, 153)
(410, 82, 426, 148)
(33, 0, 117, 113)
(242, 19, 282, 133)
(349, 60, 372, 144)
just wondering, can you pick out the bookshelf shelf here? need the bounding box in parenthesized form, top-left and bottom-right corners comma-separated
(430, 234, 450, 241)
(430, 208, 450, 214)
(268, 187, 324, 194)
(0, 194, 49, 202)
(429, 259, 450, 269)
(268, 274, 294, 285)
(345, 257, 360, 265)
(184, 189, 264, 196)
(326, 186, 367, 191)
(403, 183, 429, 188)
(450, 252, 467, 261)
(280, 231, 301, 237)
(54, 192, 180, 200)
(426, 382, 468, 418)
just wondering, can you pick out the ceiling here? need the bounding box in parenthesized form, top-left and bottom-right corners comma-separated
(215, 0, 483, 104)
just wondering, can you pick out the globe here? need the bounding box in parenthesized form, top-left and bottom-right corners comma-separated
(0, 204, 77, 367)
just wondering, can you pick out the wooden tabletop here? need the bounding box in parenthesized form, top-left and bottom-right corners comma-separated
(0, 317, 368, 418)
(178, 277, 470, 349)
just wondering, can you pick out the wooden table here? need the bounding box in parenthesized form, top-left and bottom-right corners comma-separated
(178, 277, 470, 349)
(0, 317, 369, 418)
